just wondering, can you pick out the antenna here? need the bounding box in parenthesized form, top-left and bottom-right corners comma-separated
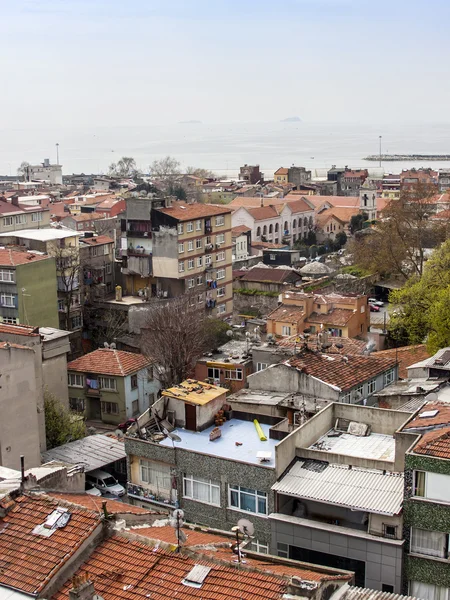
(231, 518, 254, 563)
(169, 509, 186, 551)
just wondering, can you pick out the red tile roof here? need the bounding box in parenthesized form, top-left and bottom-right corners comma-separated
(306, 308, 355, 327)
(277, 335, 367, 355)
(375, 345, 430, 379)
(274, 168, 289, 175)
(403, 402, 450, 430)
(267, 305, 305, 323)
(288, 351, 397, 392)
(235, 267, 301, 284)
(67, 348, 152, 376)
(232, 225, 251, 235)
(48, 493, 158, 515)
(0, 494, 101, 595)
(131, 524, 231, 547)
(316, 207, 359, 228)
(0, 323, 40, 337)
(413, 426, 450, 459)
(52, 535, 349, 600)
(285, 198, 315, 214)
(64, 213, 95, 222)
(0, 198, 46, 215)
(0, 248, 50, 266)
(246, 206, 280, 220)
(342, 170, 368, 179)
(80, 235, 114, 246)
(252, 241, 287, 249)
(157, 201, 231, 222)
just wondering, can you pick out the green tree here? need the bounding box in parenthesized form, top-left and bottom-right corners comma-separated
(335, 231, 347, 248)
(349, 213, 368, 234)
(204, 318, 232, 350)
(389, 239, 450, 353)
(44, 391, 86, 450)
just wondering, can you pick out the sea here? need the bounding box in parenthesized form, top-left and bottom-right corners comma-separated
(1, 121, 450, 179)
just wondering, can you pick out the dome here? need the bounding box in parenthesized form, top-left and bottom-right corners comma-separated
(299, 262, 332, 275)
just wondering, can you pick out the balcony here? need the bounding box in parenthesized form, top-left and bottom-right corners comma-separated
(85, 385, 101, 397)
(127, 482, 176, 508)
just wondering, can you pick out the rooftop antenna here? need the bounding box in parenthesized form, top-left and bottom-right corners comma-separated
(231, 518, 254, 564)
(169, 508, 186, 552)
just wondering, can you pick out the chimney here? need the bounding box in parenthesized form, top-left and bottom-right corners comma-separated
(11, 196, 19, 207)
(69, 574, 102, 600)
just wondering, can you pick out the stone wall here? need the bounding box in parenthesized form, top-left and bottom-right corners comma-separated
(232, 291, 279, 318)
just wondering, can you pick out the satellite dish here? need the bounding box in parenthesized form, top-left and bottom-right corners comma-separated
(163, 428, 182, 443)
(172, 508, 185, 520)
(226, 329, 233, 337)
(237, 518, 254, 537)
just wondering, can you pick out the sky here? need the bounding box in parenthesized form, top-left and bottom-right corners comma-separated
(1, 0, 450, 129)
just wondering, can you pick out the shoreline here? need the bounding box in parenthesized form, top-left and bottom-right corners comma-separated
(364, 154, 450, 162)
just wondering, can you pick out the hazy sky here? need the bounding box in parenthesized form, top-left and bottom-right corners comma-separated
(2, 0, 450, 128)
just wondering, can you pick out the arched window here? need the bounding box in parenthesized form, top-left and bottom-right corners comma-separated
(309, 216, 313, 227)
(293, 219, 297, 229)
(263, 225, 267, 236)
(256, 226, 261, 237)
(275, 223, 279, 232)
(303, 217, 308, 227)
(284, 221, 288, 233)
(269, 224, 273, 234)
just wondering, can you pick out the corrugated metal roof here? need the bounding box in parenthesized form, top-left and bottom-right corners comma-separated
(41, 434, 125, 472)
(339, 585, 417, 599)
(272, 461, 404, 516)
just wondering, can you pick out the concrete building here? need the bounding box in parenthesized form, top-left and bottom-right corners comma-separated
(315, 207, 359, 242)
(25, 158, 63, 185)
(66, 347, 158, 424)
(0, 341, 41, 469)
(381, 174, 401, 201)
(231, 225, 251, 261)
(0, 197, 50, 233)
(270, 402, 416, 593)
(400, 168, 438, 192)
(400, 401, 450, 598)
(266, 291, 370, 339)
(79, 234, 115, 301)
(288, 166, 312, 188)
(195, 339, 253, 393)
(340, 170, 368, 197)
(274, 167, 289, 185)
(239, 164, 263, 184)
(125, 379, 286, 547)
(438, 169, 450, 192)
(0, 247, 59, 328)
(150, 202, 234, 317)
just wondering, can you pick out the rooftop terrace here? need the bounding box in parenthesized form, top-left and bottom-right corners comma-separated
(310, 430, 395, 462)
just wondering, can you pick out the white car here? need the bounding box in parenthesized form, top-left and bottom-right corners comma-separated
(85, 481, 102, 497)
(368, 298, 384, 307)
(86, 469, 126, 497)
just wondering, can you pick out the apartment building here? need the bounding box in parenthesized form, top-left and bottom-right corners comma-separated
(0, 247, 59, 327)
(79, 234, 115, 301)
(340, 169, 368, 196)
(267, 291, 370, 339)
(0, 197, 49, 233)
(151, 202, 233, 317)
(25, 158, 63, 185)
(400, 168, 438, 192)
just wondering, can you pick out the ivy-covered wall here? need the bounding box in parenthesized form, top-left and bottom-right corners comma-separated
(406, 555, 450, 589)
(405, 454, 450, 478)
(404, 499, 450, 532)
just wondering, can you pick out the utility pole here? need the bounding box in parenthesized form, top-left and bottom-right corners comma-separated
(379, 136, 382, 167)
(56, 143, 60, 166)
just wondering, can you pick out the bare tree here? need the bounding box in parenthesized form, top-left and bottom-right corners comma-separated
(149, 155, 181, 179)
(108, 156, 140, 178)
(186, 166, 215, 179)
(140, 294, 208, 388)
(54, 245, 81, 331)
(17, 161, 30, 180)
(82, 304, 127, 349)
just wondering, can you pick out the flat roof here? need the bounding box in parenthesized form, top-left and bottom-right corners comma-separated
(0, 228, 80, 241)
(41, 434, 126, 471)
(273, 460, 404, 515)
(162, 380, 228, 406)
(310, 430, 395, 462)
(199, 340, 252, 365)
(159, 418, 279, 468)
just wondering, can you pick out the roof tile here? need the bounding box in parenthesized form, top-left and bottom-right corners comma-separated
(375, 344, 430, 379)
(157, 202, 231, 222)
(67, 348, 151, 376)
(0, 248, 50, 266)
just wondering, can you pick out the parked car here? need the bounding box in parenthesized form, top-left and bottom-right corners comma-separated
(85, 481, 102, 497)
(369, 303, 380, 312)
(368, 298, 384, 307)
(86, 469, 126, 497)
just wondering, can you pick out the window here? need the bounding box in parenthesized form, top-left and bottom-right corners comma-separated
(132, 399, 139, 415)
(216, 251, 225, 262)
(270, 254, 276, 260)
(178, 243, 184, 253)
(414, 470, 426, 497)
(368, 379, 376, 394)
(277, 542, 288, 558)
(215, 215, 225, 226)
(207, 367, 220, 379)
(198, 293, 203, 304)
(225, 369, 243, 380)
(282, 325, 291, 336)
(15, 214, 26, 225)
(217, 286, 225, 297)
(217, 269, 225, 279)
(140, 459, 171, 490)
(188, 278, 195, 289)
(354, 383, 364, 399)
(31, 212, 43, 222)
(384, 368, 395, 386)
(68, 373, 84, 387)
(104, 245, 110, 255)
(187, 221, 194, 232)
(257, 362, 268, 372)
(218, 303, 226, 314)
(216, 233, 225, 245)
(196, 219, 202, 231)
(131, 374, 138, 389)
(196, 275, 203, 286)
(196, 238, 202, 249)
(71, 315, 82, 329)
(0, 293, 15, 307)
(183, 474, 220, 506)
(197, 256, 203, 267)
(188, 240, 194, 252)
(0, 269, 14, 283)
(179, 261, 185, 273)
(91, 246, 99, 257)
(341, 392, 351, 403)
(1, 316, 18, 324)
(177, 223, 184, 234)
(413, 470, 450, 502)
(99, 377, 117, 391)
(410, 581, 450, 600)
(205, 255, 212, 266)
(69, 397, 85, 412)
(250, 540, 269, 554)
(382, 585, 394, 594)
(3, 216, 13, 227)
(383, 524, 398, 539)
(101, 401, 119, 414)
(188, 259, 194, 270)
(229, 485, 267, 515)
(256, 226, 261, 237)
(105, 263, 112, 275)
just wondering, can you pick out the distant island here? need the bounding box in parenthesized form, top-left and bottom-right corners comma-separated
(364, 154, 450, 162)
(281, 116, 302, 123)
(178, 120, 202, 124)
